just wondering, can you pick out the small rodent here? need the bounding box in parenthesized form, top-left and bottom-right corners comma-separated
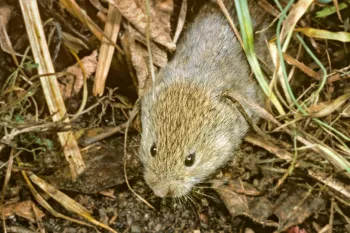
(139, 0, 271, 197)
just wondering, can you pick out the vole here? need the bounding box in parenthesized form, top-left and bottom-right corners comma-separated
(139, 0, 271, 198)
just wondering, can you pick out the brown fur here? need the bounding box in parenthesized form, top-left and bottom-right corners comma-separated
(139, 0, 271, 197)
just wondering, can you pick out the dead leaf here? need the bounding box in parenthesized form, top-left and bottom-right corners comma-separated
(273, 190, 325, 232)
(123, 29, 153, 96)
(280, 0, 314, 43)
(120, 31, 139, 89)
(132, 28, 168, 67)
(122, 25, 167, 96)
(245, 134, 293, 161)
(295, 28, 350, 42)
(62, 31, 89, 53)
(111, 0, 172, 97)
(215, 179, 326, 232)
(308, 170, 350, 201)
(1, 200, 45, 222)
(213, 179, 276, 223)
(0, 4, 22, 57)
(308, 93, 350, 118)
(47, 137, 138, 193)
(107, 0, 175, 51)
(59, 50, 98, 99)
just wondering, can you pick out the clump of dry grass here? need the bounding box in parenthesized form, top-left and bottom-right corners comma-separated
(232, 0, 350, 206)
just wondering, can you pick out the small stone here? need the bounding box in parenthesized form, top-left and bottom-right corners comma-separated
(199, 212, 209, 227)
(131, 225, 141, 233)
(155, 223, 162, 232)
(144, 213, 150, 220)
(126, 213, 133, 225)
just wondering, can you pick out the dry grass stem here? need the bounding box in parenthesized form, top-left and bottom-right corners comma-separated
(19, 0, 85, 179)
(93, 4, 122, 96)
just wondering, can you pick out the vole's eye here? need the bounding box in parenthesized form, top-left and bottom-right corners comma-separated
(150, 143, 157, 157)
(185, 153, 195, 167)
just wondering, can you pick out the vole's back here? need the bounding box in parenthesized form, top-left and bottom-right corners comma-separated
(162, 0, 268, 96)
(140, 0, 271, 198)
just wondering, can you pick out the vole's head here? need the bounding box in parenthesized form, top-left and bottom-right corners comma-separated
(139, 82, 237, 198)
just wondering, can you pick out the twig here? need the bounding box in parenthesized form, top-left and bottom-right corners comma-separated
(123, 101, 156, 210)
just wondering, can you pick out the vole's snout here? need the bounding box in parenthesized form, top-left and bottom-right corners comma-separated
(150, 181, 187, 198)
(152, 185, 173, 198)
(144, 172, 193, 197)
(144, 173, 172, 197)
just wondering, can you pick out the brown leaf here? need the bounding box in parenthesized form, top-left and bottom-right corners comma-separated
(0, 4, 22, 57)
(213, 179, 276, 223)
(62, 31, 89, 54)
(273, 190, 325, 232)
(121, 29, 155, 97)
(1, 200, 45, 222)
(120, 24, 168, 96)
(280, 0, 313, 43)
(215, 179, 326, 232)
(131, 43, 156, 96)
(108, 0, 175, 51)
(308, 93, 350, 118)
(132, 26, 168, 67)
(47, 137, 138, 194)
(59, 50, 98, 99)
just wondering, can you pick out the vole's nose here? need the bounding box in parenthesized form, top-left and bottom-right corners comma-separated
(153, 187, 173, 198)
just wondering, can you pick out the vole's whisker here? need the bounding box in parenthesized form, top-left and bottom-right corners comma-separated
(193, 189, 217, 201)
(178, 196, 185, 210)
(173, 196, 178, 207)
(191, 190, 201, 201)
(187, 194, 197, 207)
(184, 194, 198, 214)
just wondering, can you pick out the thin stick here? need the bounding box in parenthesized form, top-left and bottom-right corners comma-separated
(123, 101, 156, 210)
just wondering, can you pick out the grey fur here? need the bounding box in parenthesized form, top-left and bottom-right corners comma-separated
(139, 0, 271, 197)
